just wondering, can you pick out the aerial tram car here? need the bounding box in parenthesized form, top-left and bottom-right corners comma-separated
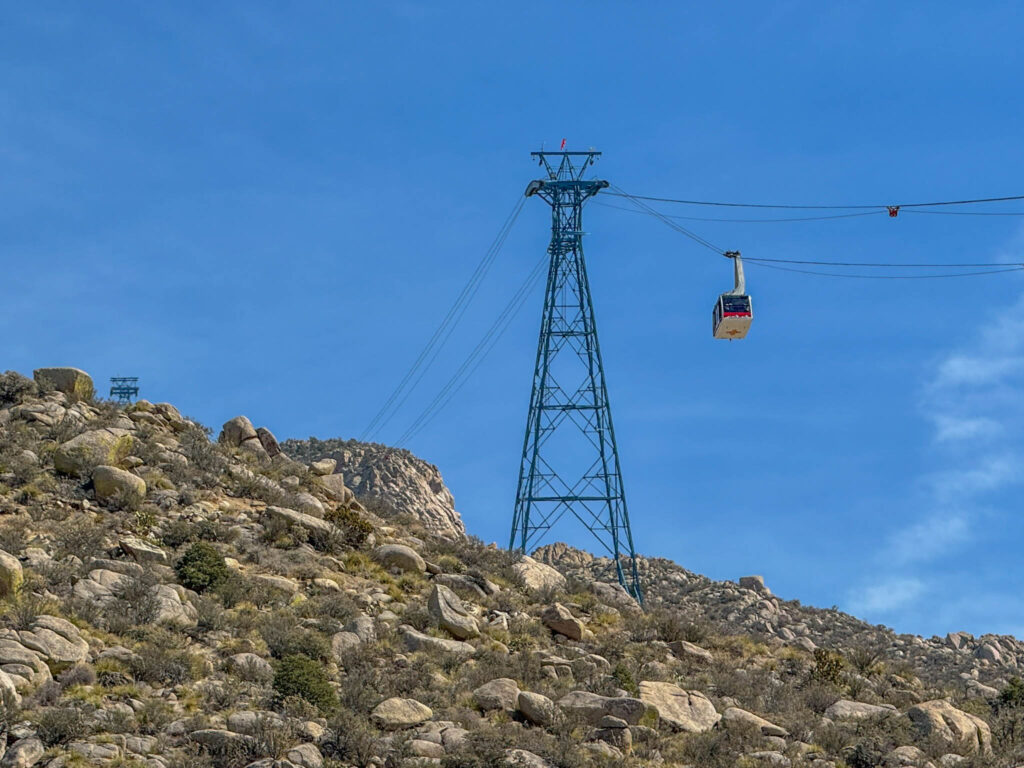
(712, 250, 753, 340)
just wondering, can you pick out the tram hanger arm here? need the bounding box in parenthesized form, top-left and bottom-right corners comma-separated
(524, 179, 609, 198)
(725, 250, 745, 295)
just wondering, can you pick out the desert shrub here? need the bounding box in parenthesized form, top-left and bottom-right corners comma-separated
(196, 520, 229, 542)
(175, 542, 229, 593)
(57, 663, 97, 689)
(53, 516, 110, 560)
(272, 654, 338, 712)
(1000, 677, 1024, 710)
(323, 708, 378, 766)
(136, 699, 174, 735)
(991, 677, 1024, 754)
(296, 592, 358, 624)
(2, 450, 39, 487)
(612, 661, 640, 697)
(192, 594, 228, 632)
(31, 679, 62, 707)
(846, 737, 885, 768)
(167, 744, 215, 768)
(426, 534, 519, 584)
(440, 729, 510, 768)
(435, 554, 465, 574)
(129, 642, 196, 686)
(262, 513, 309, 549)
(229, 655, 273, 684)
(649, 608, 711, 645)
(0, 519, 28, 557)
(847, 644, 886, 677)
(161, 520, 197, 549)
(260, 611, 330, 661)
(179, 426, 223, 472)
(93, 658, 132, 688)
(98, 705, 137, 734)
(232, 473, 289, 506)
(106, 575, 161, 633)
(35, 704, 89, 746)
(0, 371, 36, 406)
(216, 573, 283, 609)
(45, 414, 87, 445)
(2, 591, 57, 631)
(664, 721, 763, 768)
(323, 506, 374, 549)
(198, 675, 257, 713)
(246, 713, 300, 761)
(812, 648, 845, 687)
(334, 644, 381, 713)
(801, 681, 841, 714)
(277, 694, 320, 721)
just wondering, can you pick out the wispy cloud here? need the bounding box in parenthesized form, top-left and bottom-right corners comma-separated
(883, 511, 969, 565)
(931, 414, 1001, 443)
(927, 456, 1021, 502)
(847, 236, 1024, 623)
(848, 577, 924, 615)
(934, 354, 1024, 389)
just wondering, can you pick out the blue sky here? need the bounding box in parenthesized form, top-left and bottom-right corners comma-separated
(3, 3, 1023, 638)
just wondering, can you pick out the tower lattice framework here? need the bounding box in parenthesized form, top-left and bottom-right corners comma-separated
(511, 150, 642, 604)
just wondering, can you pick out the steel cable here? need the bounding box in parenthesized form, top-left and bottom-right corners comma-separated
(395, 256, 548, 448)
(362, 196, 525, 442)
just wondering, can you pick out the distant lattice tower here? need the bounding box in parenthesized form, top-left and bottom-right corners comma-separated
(510, 149, 643, 604)
(109, 377, 139, 405)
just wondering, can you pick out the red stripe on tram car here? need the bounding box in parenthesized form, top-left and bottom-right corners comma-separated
(722, 311, 751, 317)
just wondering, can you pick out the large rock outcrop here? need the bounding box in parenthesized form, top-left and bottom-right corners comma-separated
(906, 699, 992, 755)
(281, 438, 465, 539)
(33, 367, 94, 399)
(638, 681, 720, 732)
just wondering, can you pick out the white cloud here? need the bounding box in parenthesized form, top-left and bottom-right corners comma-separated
(931, 414, 1001, 443)
(934, 354, 1024, 389)
(927, 455, 1022, 502)
(863, 243, 1024, 625)
(883, 511, 969, 565)
(848, 577, 925, 616)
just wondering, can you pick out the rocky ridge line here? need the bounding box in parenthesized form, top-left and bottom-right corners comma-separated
(281, 437, 465, 541)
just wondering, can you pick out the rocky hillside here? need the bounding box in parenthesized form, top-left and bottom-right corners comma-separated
(281, 439, 464, 541)
(0, 365, 1023, 768)
(534, 544, 1024, 694)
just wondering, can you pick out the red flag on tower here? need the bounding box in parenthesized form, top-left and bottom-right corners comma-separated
(560, 138, 566, 149)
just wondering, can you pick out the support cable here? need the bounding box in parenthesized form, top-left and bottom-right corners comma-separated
(395, 256, 548, 448)
(745, 257, 1021, 268)
(605, 190, 1024, 211)
(597, 199, 1024, 221)
(361, 196, 526, 442)
(609, 185, 727, 255)
(745, 261, 1024, 280)
(611, 187, 1024, 277)
(595, 200, 887, 223)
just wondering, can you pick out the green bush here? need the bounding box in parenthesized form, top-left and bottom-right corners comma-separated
(0, 371, 36, 406)
(260, 611, 331, 661)
(811, 648, 845, 687)
(175, 542, 229, 593)
(1000, 677, 1024, 710)
(273, 655, 338, 713)
(612, 661, 640, 697)
(324, 506, 374, 549)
